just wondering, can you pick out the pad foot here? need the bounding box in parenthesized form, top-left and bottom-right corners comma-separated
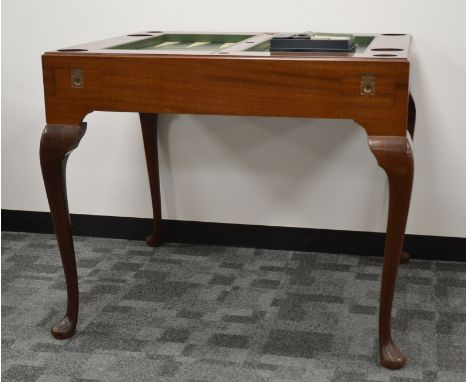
(400, 251, 411, 264)
(146, 233, 163, 247)
(380, 341, 406, 369)
(51, 316, 76, 339)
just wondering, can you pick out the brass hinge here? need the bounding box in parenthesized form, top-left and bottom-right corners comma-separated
(71, 68, 84, 88)
(360, 75, 375, 96)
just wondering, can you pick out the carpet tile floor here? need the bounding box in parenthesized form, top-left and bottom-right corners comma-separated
(1, 232, 465, 381)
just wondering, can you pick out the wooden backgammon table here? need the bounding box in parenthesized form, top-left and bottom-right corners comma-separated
(40, 31, 415, 369)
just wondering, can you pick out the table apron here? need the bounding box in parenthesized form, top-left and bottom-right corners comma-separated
(42, 55, 410, 136)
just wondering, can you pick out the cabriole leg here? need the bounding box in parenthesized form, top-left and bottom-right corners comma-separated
(39, 123, 87, 339)
(139, 113, 163, 246)
(399, 93, 417, 265)
(368, 136, 414, 369)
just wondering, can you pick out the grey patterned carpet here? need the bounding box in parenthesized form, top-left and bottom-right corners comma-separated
(1, 231, 465, 382)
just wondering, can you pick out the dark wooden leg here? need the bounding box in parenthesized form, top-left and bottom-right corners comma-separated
(39, 123, 87, 339)
(407, 93, 416, 140)
(139, 113, 163, 246)
(399, 93, 416, 265)
(368, 136, 413, 369)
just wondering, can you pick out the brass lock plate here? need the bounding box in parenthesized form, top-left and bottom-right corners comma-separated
(360, 75, 375, 96)
(71, 68, 84, 88)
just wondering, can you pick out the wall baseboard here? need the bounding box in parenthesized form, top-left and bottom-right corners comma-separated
(1, 209, 465, 262)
